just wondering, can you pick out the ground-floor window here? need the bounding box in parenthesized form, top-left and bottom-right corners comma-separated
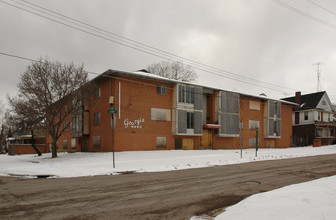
(156, 137, 167, 148)
(63, 140, 68, 150)
(93, 136, 101, 148)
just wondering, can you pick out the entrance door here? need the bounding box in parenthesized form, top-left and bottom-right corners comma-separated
(201, 129, 212, 149)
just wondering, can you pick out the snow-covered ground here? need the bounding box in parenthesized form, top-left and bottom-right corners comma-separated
(1, 145, 336, 178)
(1, 145, 336, 220)
(213, 175, 336, 220)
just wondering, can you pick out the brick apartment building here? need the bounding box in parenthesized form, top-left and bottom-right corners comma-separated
(47, 69, 297, 152)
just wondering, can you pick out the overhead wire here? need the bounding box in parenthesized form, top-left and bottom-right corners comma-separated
(272, 0, 336, 29)
(0, 0, 302, 94)
(0, 51, 298, 106)
(306, 0, 336, 17)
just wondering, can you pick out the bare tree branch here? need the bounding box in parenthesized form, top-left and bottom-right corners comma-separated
(146, 61, 198, 82)
(7, 58, 92, 158)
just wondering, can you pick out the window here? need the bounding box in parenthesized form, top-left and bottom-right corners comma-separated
(156, 137, 167, 147)
(318, 112, 321, 121)
(304, 112, 308, 120)
(178, 85, 185, 103)
(178, 85, 194, 104)
(63, 139, 68, 150)
(93, 136, 101, 148)
(249, 120, 259, 130)
(95, 87, 101, 98)
(72, 113, 83, 135)
(266, 100, 281, 137)
(187, 112, 194, 129)
(186, 86, 194, 104)
(93, 112, 100, 125)
(156, 85, 166, 95)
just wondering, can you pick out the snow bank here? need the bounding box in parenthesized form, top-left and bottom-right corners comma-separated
(0, 145, 336, 178)
(215, 175, 336, 220)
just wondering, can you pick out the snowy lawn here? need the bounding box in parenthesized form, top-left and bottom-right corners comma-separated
(0, 145, 336, 178)
(213, 175, 336, 220)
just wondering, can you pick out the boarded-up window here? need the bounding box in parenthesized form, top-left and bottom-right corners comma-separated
(156, 137, 167, 147)
(151, 108, 171, 121)
(249, 120, 259, 130)
(83, 111, 90, 135)
(249, 100, 260, 110)
(93, 136, 101, 148)
(93, 112, 100, 125)
(218, 91, 239, 136)
(249, 138, 256, 147)
(71, 138, 76, 149)
(177, 110, 187, 133)
(63, 139, 68, 150)
(194, 111, 203, 134)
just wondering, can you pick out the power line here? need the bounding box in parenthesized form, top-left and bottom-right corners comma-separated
(0, 51, 300, 104)
(0, 0, 301, 94)
(306, 0, 336, 17)
(272, 0, 336, 29)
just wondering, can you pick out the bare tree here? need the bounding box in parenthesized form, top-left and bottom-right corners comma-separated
(0, 101, 8, 153)
(146, 61, 197, 82)
(8, 58, 91, 158)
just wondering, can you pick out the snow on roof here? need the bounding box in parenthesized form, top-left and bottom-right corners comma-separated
(96, 69, 297, 106)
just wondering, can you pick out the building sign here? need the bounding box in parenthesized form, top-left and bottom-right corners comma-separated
(124, 118, 145, 129)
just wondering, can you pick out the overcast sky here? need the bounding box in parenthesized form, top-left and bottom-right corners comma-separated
(1, 0, 336, 107)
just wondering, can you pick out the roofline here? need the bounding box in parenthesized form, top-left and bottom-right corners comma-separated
(92, 68, 298, 106)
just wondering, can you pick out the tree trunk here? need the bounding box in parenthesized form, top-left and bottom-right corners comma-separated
(52, 138, 58, 158)
(30, 127, 42, 156)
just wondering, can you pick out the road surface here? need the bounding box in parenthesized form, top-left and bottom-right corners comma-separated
(1, 154, 336, 220)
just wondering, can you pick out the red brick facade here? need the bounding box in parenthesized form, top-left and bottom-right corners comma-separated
(47, 69, 295, 152)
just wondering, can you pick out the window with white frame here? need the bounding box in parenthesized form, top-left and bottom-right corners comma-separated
(265, 100, 281, 137)
(304, 112, 308, 120)
(178, 84, 194, 104)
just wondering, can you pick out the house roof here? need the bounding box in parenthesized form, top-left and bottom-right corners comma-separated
(281, 91, 325, 110)
(92, 68, 297, 106)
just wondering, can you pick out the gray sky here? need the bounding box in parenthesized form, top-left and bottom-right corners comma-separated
(1, 0, 336, 107)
